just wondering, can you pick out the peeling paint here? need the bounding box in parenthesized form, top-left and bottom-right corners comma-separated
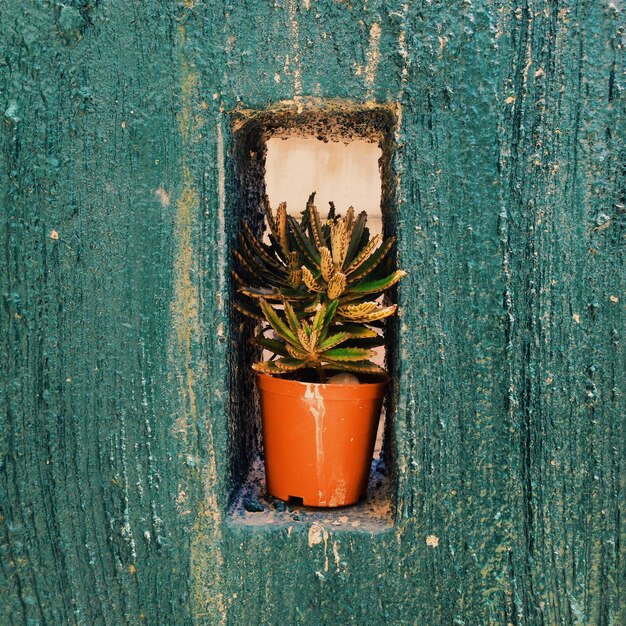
(308, 523, 325, 547)
(216, 115, 226, 310)
(288, 0, 302, 96)
(364, 22, 381, 94)
(155, 185, 170, 206)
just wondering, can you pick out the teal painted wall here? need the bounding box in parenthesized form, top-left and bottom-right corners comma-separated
(1, 1, 623, 624)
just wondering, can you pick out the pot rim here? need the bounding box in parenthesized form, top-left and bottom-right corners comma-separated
(256, 371, 389, 400)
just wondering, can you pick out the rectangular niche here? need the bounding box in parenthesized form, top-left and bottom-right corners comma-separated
(226, 102, 400, 530)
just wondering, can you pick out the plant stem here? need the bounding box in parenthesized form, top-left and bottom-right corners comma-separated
(316, 366, 327, 384)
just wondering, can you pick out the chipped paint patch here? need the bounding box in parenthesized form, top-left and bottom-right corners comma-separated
(308, 523, 330, 572)
(332, 541, 342, 572)
(288, 0, 302, 96)
(156, 185, 170, 206)
(364, 22, 381, 94)
(397, 5, 410, 95)
(308, 523, 322, 546)
(216, 115, 226, 309)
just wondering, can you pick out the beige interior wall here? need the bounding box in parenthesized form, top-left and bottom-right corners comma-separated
(265, 137, 382, 233)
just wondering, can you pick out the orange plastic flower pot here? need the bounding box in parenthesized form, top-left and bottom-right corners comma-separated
(257, 372, 388, 507)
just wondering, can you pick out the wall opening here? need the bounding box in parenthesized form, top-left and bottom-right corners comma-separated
(226, 103, 399, 528)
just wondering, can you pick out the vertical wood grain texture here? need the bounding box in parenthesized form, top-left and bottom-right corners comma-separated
(1, 1, 623, 625)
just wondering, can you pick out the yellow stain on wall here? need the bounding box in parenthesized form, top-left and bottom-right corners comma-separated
(170, 22, 227, 626)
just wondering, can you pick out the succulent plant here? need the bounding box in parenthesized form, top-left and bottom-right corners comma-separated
(233, 193, 406, 379)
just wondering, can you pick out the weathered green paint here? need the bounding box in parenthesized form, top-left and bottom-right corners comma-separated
(1, 1, 623, 624)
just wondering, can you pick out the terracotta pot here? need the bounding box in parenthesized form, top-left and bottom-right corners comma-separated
(256, 372, 387, 507)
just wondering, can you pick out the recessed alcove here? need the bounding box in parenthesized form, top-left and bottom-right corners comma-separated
(226, 102, 399, 529)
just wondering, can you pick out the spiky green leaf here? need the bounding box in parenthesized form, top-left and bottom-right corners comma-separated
(301, 266, 326, 293)
(322, 360, 386, 375)
(345, 234, 382, 275)
(237, 286, 283, 301)
(283, 300, 300, 333)
(318, 332, 351, 351)
(322, 347, 376, 361)
(251, 336, 291, 357)
(307, 194, 327, 251)
(242, 223, 285, 272)
(338, 302, 398, 323)
(259, 299, 300, 347)
(345, 270, 407, 297)
(253, 357, 308, 373)
(236, 239, 289, 287)
(276, 202, 290, 257)
(344, 212, 368, 266)
(286, 344, 310, 359)
(234, 300, 264, 321)
(288, 216, 321, 265)
(347, 236, 396, 282)
(329, 323, 378, 338)
(342, 335, 386, 349)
